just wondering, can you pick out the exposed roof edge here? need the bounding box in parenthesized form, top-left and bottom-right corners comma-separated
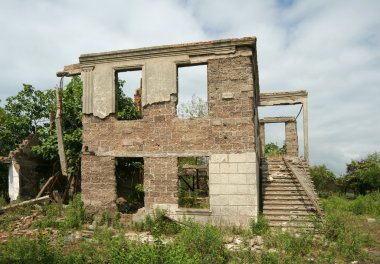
(79, 37, 257, 65)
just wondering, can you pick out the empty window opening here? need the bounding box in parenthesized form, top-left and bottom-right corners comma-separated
(178, 156, 209, 208)
(116, 69, 143, 120)
(177, 65, 208, 118)
(259, 104, 304, 156)
(115, 157, 144, 213)
(264, 123, 286, 157)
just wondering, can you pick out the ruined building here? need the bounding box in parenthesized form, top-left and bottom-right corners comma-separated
(60, 37, 321, 228)
(0, 135, 41, 200)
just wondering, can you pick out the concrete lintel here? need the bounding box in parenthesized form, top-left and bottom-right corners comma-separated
(259, 116, 296, 124)
(259, 90, 307, 106)
(79, 37, 256, 65)
(56, 63, 81, 77)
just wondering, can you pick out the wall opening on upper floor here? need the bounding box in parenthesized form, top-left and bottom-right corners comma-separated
(176, 64, 208, 119)
(116, 69, 143, 120)
(115, 157, 144, 213)
(178, 156, 209, 208)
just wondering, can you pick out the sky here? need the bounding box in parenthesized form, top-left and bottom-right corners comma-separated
(0, 0, 379, 174)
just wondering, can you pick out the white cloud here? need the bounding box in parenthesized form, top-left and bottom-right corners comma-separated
(0, 0, 379, 174)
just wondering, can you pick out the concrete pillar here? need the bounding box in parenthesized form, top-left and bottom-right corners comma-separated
(285, 120, 298, 157)
(259, 123, 265, 157)
(302, 98, 309, 161)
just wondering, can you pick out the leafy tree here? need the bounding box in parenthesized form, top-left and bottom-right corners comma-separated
(0, 85, 54, 156)
(177, 94, 208, 118)
(264, 142, 286, 157)
(33, 76, 83, 176)
(344, 152, 380, 195)
(310, 165, 339, 197)
(117, 80, 141, 120)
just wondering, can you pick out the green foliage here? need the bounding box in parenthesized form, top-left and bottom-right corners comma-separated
(64, 194, 85, 229)
(117, 79, 141, 120)
(0, 84, 54, 156)
(265, 142, 286, 157)
(32, 202, 62, 229)
(33, 76, 83, 176)
(310, 165, 339, 197)
(0, 204, 34, 231)
(115, 157, 144, 213)
(174, 223, 229, 264)
(132, 208, 181, 236)
(0, 195, 6, 207)
(344, 152, 380, 195)
(0, 235, 62, 264)
(319, 196, 374, 261)
(178, 156, 209, 208)
(265, 230, 314, 262)
(251, 214, 269, 235)
(177, 94, 208, 119)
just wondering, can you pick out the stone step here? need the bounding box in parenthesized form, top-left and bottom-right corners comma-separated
(263, 204, 314, 211)
(263, 210, 313, 216)
(263, 200, 313, 206)
(264, 190, 307, 196)
(263, 195, 311, 201)
(263, 183, 301, 188)
(263, 179, 298, 184)
(264, 214, 315, 222)
(264, 186, 304, 191)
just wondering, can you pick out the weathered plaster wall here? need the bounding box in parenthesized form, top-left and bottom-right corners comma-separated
(8, 161, 19, 201)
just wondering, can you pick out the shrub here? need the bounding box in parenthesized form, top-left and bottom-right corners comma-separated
(32, 202, 62, 229)
(0, 235, 62, 263)
(132, 208, 181, 236)
(251, 214, 269, 235)
(64, 194, 85, 229)
(174, 223, 229, 264)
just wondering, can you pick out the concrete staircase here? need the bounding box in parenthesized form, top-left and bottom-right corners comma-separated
(261, 157, 321, 228)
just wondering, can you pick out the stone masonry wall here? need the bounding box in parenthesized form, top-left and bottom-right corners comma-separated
(81, 55, 259, 225)
(285, 121, 299, 157)
(144, 157, 178, 208)
(81, 155, 116, 210)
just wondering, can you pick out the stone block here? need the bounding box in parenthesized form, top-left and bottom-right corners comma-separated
(237, 162, 256, 173)
(222, 92, 234, 99)
(209, 173, 228, 184)
(238, 206, 256, 216)
(228, 152, 256, 163)
(228, 195, 249, 206)
(220, 163, 238, 174)
(209, 163, 220, 174)
(210, 194, 230, 206)
(209, 184, 237, 195)
(236, 185, 256, 195)
(228, 173, 247, 184)
(210, 154, 228, 163)
(219, 205, 238, 216)
(246, 172, 257, 184)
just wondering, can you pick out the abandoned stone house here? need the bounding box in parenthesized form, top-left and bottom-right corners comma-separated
(58, 37, 320, 228)
(0, 135, 41, 201)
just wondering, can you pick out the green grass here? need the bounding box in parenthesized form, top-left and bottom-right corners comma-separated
(1, 194, 379, 263)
